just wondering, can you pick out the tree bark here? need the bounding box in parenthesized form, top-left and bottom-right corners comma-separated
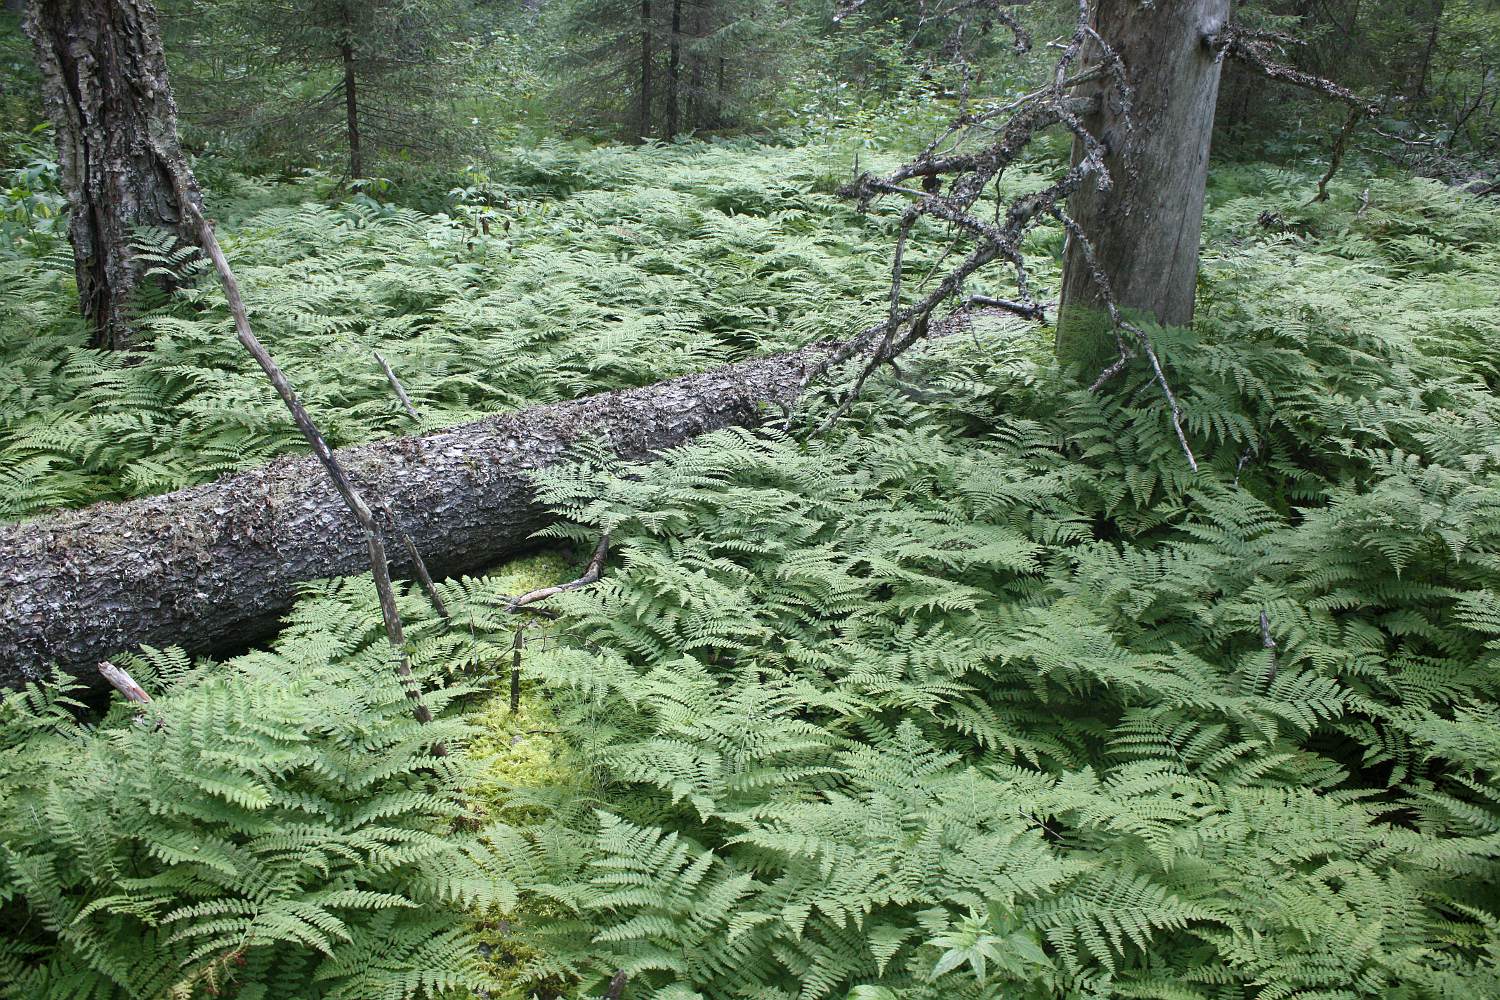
(0, 345, 838, 690)
(1410, 0, 1443, 103)
(24, 0, 197, 350)
(340, 3, 363, 178)
(1054, 0, 1231, 376)
(637, 0, 653, 141)
(665, 0, 682, 138)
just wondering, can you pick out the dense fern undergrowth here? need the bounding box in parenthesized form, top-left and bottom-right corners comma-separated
(0, 141, 893, 518)
(5, 141, 1500, 999)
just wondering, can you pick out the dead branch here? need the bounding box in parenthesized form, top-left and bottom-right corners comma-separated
(97, 661, 152, 705)
(507, 535, 611, 612)
(503, 535, 612, 714)
(1312, 105, 1366, 203)
(375, 350, 422, 422)
(377, 501, 453, 621)
(1258, 609, 1279, 692)
(1215, 25, 1379, 201)
(510, 627, 525, 714)
(153, 146, 443, 750)
(1214, 28, 1379, 115)
(794, 0, 1197, 471)
(800, 3, 1109, 426)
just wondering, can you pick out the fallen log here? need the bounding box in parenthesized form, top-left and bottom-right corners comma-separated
(0, 345, 832, 689)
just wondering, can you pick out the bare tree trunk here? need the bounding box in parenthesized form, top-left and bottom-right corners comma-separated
(1410, 0, 1443, 102)
(684, 4, 703, 131)
(0, 345, 840, 690)
(666, 0, 682, 138)
(340, 3, 363, 178)
(24, 0, 196, 350)
(637, 0, 654, 141)
(1054, 0, 1232, 376)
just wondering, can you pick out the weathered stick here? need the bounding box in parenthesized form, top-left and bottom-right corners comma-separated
(157, 158, 442, 745)
(506, 535, 612, 713)
(1259, 610, 1279, 692)
(510, 628, 525, 714)
(507, 535, 610, 612)
(379, 501, 453, 621)
(1312, 106, 1365, 203)
(97, 660, 152, 704)
(375, 350, 422, 422)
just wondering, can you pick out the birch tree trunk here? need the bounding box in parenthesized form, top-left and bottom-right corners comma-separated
(24, 0, 197, 350)
(1054, 0, 1232, 375)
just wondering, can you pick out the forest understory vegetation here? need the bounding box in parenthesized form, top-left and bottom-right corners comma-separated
(4, 0, 1500, 997)
(5, 135, 1500, 997)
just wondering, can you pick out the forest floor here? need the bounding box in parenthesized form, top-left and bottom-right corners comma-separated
(5, 138, 1500, 998)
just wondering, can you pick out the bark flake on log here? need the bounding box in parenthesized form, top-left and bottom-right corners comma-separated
(0, 346, 834, 689)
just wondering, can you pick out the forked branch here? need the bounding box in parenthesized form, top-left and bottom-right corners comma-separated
(799, 0, 1199, 471)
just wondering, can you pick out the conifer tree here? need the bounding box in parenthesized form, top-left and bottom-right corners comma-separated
(165, 0, 482, 176)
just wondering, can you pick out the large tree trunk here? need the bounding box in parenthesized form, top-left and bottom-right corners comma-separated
(0, 345, 836, 690)
(1054, 0, 1231, 376)
(24, 0, 197, 351)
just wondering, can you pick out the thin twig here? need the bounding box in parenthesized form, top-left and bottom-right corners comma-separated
(510, 628, 525, 714)
(377, 502, 452, 621)
(507, 535, 611, 612)
(374, 350, 421, 422)
(504, 536, 613, 714)
(1312, 106, 1365, 203)
(1258, 610, 1279, 692)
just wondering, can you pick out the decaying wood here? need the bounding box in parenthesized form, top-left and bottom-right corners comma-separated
(0, 345, 837, 690)
(97, 660, 152, 704)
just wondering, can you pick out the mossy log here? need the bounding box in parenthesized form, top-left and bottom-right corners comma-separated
(0, 347, 831, 689)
